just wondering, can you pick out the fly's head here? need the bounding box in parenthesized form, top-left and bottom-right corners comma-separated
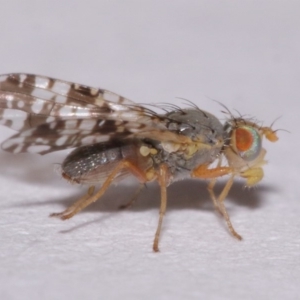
(223, 117, 279, 186)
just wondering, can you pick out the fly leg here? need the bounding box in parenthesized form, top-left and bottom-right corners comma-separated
(207, 178, 223, 214)
(50, 185, 95, 218)
(50, 160, 148, 220)
(153, 163, 169, 252)
(199, 158, 224, 214)
(192, 162, 233, 213)
(208, 175, 242, 240)
(119, 183, 145, 210)
(192, 164, 242, 240)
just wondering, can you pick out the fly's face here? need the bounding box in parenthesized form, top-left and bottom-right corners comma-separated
(224, 118, 278, 186)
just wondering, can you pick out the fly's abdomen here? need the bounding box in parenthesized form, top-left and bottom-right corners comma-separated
(61, 140, 152, 185)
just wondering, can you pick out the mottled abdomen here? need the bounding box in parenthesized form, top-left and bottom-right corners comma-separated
(61, 140, 152, 185)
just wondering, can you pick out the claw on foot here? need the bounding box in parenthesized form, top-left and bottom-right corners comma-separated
(49, 211, 73, 220)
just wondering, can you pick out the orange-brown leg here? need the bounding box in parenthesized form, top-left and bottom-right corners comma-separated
(119, 183, 145, 210)
(50, 160, 148, 220)
(50, 185, 95, 219)
(192, 162, 232, 212)
(153, 164, 169, 252)
(192, 163, 234, 179)
(202, 158, 224, 213)
(208, 175, 242, 240)
(207, 179, 223, 213)
(192, 164, 242, 240)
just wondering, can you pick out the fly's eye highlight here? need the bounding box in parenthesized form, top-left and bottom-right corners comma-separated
(234, 126, 261, 161)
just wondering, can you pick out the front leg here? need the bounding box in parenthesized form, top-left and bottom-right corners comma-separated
(191, 162, 234, 212)
(192, 164, 242, 240)
(208, 175, 242, 240)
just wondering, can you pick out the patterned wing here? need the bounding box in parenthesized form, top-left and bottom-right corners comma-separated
(3, 118, 190, 154)
(0, 74, 189, 154)
(0, 73, 147, 129)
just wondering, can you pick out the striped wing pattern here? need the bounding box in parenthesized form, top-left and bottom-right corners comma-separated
(0, 74, 186, 154)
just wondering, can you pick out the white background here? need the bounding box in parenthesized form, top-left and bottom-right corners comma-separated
(0, 1, 299, 300)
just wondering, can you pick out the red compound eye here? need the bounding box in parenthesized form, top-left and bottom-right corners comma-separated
(235, 127, 253, 151)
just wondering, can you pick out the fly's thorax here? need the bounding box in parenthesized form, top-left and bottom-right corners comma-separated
(148, 109, 225, 173)
(165, 109, 224, 144)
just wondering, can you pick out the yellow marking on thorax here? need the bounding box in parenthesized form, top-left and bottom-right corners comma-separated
(162, 140, 217, 159)
(161, 141, 181, 153)
(139, 145, 158, 157)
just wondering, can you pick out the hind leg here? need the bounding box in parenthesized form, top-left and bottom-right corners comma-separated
(50, 160, 148, 220)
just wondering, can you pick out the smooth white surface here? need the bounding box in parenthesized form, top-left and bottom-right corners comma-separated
(0, 1, 299, 300)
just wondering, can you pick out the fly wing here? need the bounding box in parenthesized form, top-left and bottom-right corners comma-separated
(0, 74, 190, 154)
(0, 73, 147, 129)
(2, 118, 189, 155)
